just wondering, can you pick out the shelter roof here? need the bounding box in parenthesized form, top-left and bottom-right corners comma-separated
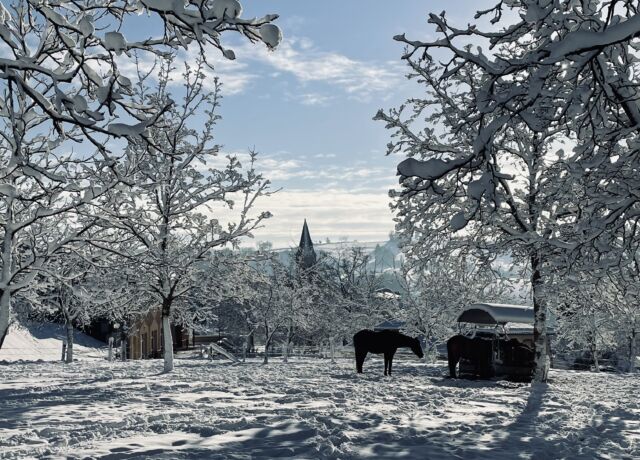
(457, 303, 534, 325)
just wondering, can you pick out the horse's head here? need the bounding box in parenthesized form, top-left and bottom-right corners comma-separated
(411, 337, 424, 359)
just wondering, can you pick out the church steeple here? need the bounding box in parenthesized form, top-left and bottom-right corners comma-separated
(296, 219, 317, 269)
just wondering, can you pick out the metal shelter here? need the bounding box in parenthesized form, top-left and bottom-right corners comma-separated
(457, 303, 534, 325)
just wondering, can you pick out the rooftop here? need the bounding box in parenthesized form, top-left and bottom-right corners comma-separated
(457, 303, 534, 325)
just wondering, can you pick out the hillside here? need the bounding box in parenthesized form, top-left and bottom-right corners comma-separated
(0, 322, 107, 362)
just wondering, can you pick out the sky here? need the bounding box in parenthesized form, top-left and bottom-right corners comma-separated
(144, 1, 496, 249)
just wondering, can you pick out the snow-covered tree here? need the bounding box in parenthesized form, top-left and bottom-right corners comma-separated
(549, 230, 639, 373)
(376, 1, 640, 382)
(280, 266, 315, 364)
(316, 247, 387, 357)
(554, 279, 615, 372)
(0, 0, 282, 349)
(25, 244, 149, 362)
(39, 255, 98, 363)
(394, 252, 513, 361)
(239, 256, 291, 364)
(601, 245, 640, 372)
(97, 60, 273, 372)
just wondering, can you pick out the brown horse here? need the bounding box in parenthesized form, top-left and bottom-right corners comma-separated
(353, 329, 423, 375)
(447, 335, 494, 378)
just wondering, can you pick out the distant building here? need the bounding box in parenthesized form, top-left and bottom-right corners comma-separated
(295, 219, 317, 269)
(86, 312, 190, 360)
(122, 310, 191, 360)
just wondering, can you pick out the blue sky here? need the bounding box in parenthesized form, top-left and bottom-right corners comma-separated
(144, 1, 495, 248)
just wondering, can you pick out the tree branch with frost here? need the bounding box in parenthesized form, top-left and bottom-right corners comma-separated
(0, 0, 282, 147)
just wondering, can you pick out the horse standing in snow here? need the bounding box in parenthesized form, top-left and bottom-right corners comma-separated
(446, 335, 494, 378)
(353, 329, 423, 375)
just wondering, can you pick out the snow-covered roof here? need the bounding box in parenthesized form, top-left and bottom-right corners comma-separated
(457, 303, 534, 325)
(374, 320, 406, 331)
(374, 288, 401, 300)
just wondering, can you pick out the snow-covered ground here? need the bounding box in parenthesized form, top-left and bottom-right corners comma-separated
(1, 356, 638, 459)
(0, 323, 106, 362)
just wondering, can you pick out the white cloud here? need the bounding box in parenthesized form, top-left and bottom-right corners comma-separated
(257, 157, 306, 181)
(117, 35, 404, 102)
(255, 38, 403, 100)
(247, 189, 396, 248)
(175, 151, 398, 248)
(296, 92, 333, 106)
(248, 152, 396, 191)
(204, 35, 405, 102)
(199, 182, 395, 247)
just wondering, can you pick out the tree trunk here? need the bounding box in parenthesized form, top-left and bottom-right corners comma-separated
(108, 337, 114, 362)
(162, 314, 174, 373)
(242, 334, 248, 362)
(121, 337, 127, 361)
(0, 289, 10, 350)
(65, 321, 74, 363)
(0, 197, 13, 351)
(263, 322, 270, 364)
(420, 332, 430, 363)
(591, 344, 600, 372)
(629, 328, 637, 373)
(283, 325, 291, 363)
(330, 336, 336, 363)
(422, 341, 431, 364)
(531, 253, 549, 383)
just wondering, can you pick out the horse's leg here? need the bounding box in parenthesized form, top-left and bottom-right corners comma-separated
(448, 353, 458, 378)
(356, 348, 367, 373)
(360, 351, 368, 373)
(384, 353, 389, 376)
(389, 351, 395, 375)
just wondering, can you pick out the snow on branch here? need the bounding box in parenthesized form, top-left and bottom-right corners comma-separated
(0, 0, 282, 146)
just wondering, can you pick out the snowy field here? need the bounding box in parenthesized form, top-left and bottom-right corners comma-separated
(1, 356, 638, 459)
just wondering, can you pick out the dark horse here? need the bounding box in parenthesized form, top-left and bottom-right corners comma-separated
(447, 335, 494, 379)
(353, 329, 423, 375)
(499, 338, 534, 366)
